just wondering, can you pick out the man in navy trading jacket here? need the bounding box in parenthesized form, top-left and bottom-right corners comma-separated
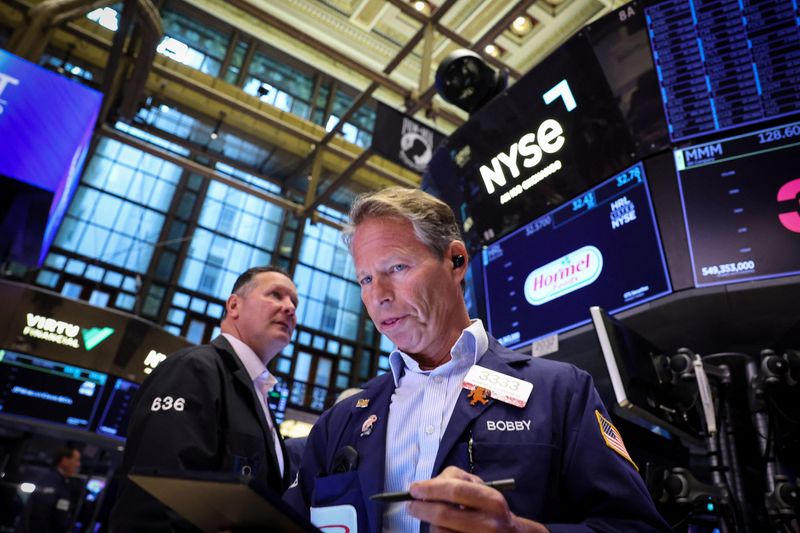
(111, 265, 297, 532)
(15, 447, 82, 533)
(284, 188, 671, 532)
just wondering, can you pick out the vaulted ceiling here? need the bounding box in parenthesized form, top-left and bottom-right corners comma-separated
(195, 0, 626, 133)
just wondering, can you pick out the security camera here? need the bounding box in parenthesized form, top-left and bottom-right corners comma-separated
(435, 49, 507, 114)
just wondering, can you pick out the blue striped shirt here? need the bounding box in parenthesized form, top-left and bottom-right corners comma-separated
(382, 320, 489, 533)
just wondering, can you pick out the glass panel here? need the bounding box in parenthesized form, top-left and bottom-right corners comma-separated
(186, 319, 206, 344)
(207, 302, 223, 318)
(65, 258, 86, 275)
(115, 293, 136, 310)
(173, 292, 191, 307)
(276, 358, 291, 374)
(61, 282, 83, 299)
(104, 271, 123, 287)
(293, 352, 312, 383)
(190, 298, 207, 313)
(35, 270, 59, 288)
(178, 180, 282, 299)
(44, 254, 67, 270)
(167, 308, 186, 325)
(85, 265, 104, 281)
(89, 290, 110, 307)
(51, 138, 177, 275)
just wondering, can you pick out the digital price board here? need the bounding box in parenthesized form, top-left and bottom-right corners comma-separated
(483, 162, 672, 349)
(95, 377, 140, 439)
(676, 119, 800, 287)
(0, 349, 107, 428)
(645, 0, 800, 142)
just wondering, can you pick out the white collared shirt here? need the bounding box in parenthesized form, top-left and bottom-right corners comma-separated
(382, 320, 489, 533)
(221, 333, 284, 476)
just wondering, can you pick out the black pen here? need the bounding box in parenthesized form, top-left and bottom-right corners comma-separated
(370, 478, 516, 503)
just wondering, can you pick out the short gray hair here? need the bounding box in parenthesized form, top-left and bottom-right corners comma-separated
(342, 187, 462, 258)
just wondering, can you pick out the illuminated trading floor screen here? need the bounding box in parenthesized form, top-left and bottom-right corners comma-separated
(0, 350, 107, 428)
(646, 0, 800, 141)
(676, 119, 800, 287)
(96, 378, 140, 439)
(483, 163, 672, 349)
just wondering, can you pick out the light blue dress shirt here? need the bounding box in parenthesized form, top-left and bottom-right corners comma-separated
(382, 320, 489, 533)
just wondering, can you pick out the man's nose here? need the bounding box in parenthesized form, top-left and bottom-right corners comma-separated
(372, 276, 393, 305)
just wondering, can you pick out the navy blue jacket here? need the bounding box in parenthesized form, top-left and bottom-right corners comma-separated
(284, 338, 671, 532)
(15, 469, 75, 533)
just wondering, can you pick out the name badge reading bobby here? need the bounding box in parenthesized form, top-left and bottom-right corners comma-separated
(463, 365, 532, 408)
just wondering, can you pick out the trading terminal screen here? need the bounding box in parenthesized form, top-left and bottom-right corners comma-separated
(645, 0, 800, 142)
(676, 119, 800, 287)
(95, 377, 140, 439)
(268, 378, 290, 425)
(483, 163, 672, 349)
(0, 349, 107, 429)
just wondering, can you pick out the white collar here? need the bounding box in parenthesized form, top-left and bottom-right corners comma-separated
(388, 319, 489, 386)
(221, 333, 276, 390)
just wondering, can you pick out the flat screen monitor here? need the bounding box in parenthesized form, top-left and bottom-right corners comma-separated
(590, 306, 703, 445)
(267, 378, 289, 425)
(0, 49, 102, 265)
(675, 118, 800, 287)
(85, 476, 107, 502)
(483, 162, 672, 349)
(425, 3, 668, 248)
(644, 0, 800, 142)
(0, 349, 107, 429)
(95, 376, 140, 439)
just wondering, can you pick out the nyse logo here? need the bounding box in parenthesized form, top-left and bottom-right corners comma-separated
(478, 79, 576, 197)
(0, 72, 20, 115)
(777, 178, 800, 233)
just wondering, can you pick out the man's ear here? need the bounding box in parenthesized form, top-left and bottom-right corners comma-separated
(225, 294, 240, 319)
(447, 241, 468, 279)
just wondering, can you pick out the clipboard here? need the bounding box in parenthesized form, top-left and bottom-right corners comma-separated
(128, 469, 319, 533)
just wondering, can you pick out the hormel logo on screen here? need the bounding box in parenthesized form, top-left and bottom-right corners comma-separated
(524, 246, 603, 305)
(22, 313, 114, 351)
(478, 79, 576, 204)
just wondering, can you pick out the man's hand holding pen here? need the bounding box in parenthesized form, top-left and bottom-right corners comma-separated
(403, 466, 549, 533)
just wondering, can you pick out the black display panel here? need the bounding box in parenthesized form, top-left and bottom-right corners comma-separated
(425, 3, 668, 248)
(675, 119, 800, 287)
(483, 163, 672, 349)
(95, 377, 140, 439)
(0, 349, 107, 428)
(590, 306, 703, 444)
(645, 0, 800, 142)
(586, 1, 668, 156)
(268, 378, 289, 425)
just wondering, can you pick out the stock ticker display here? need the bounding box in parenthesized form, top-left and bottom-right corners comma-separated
(0, 349, 107, 429)
(482, 163, 672, 349)
(646, 0, 800, 141)
(95, 377, 140, 439)
(676, 119, 800, 287)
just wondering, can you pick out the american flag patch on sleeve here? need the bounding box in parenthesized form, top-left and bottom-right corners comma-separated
(595, 410, 638, 471)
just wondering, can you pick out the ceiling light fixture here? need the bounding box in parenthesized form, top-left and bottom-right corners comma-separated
(412, 0, 432, 16)
(210, 112, 225, 140)
(484, 44, 503, 58)
(510, 15, 534, 36)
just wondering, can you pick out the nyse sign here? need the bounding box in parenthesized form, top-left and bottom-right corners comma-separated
(477, 79, 576, 205)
